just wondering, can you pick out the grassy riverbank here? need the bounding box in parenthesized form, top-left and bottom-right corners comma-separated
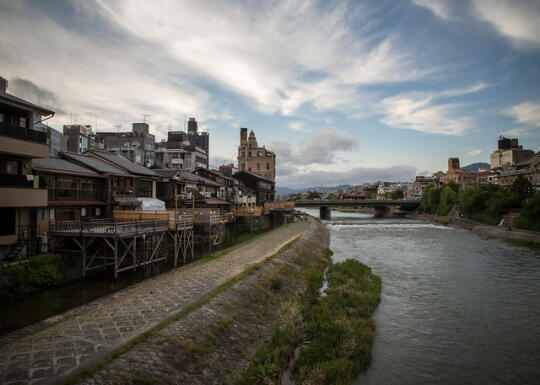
(238, 257, 382, 385)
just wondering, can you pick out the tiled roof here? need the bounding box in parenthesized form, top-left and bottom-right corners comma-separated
(153, 169, 180, 178)
(0, 90, 55, 115)
(32, 157, 101, 176)
(61, 152, 129, 175)
(89, 150, 158, 177)
(234, 170, 274, 183)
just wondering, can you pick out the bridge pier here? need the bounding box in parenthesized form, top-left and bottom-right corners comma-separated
(320, 206, 331, 220)
(373, 205, 390, 218)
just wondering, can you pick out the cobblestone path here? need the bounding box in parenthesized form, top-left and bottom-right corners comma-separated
(0, 223, 307, 385)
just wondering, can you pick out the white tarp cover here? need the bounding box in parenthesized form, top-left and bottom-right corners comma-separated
(136, 198, 166, 211)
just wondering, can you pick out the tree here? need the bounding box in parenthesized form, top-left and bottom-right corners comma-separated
(306, 191, 321, 200)
(510, 175, 533, 203)
(439, 185, 458, 215)
(389, 189, 404, 200)
(516, 193, 540, 232)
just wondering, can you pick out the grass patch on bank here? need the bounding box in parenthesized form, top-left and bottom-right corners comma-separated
(237, 249, 382, 385)
(429, 216, 450, 226)
(504, 238, 540, 249)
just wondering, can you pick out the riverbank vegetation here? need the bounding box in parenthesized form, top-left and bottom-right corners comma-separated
(0, 254, 63, 299)
(238, 257, 381, 385)
(419, 176, 540, 231)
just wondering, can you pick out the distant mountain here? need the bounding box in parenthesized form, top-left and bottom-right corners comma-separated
(276, 184, 352, 195)
(462, 162, 490, 172)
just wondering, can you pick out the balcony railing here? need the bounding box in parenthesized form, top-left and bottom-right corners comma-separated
(0, 174, 35, 188)
(47, 187, 104, 201)
(0, 122, 47, 144)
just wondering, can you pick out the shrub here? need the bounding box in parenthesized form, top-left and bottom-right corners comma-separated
(1, 254, 63, 297)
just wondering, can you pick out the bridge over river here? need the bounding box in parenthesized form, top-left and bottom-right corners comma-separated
(294, 199, 420, 219)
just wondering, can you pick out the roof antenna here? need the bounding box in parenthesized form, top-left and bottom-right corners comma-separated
(116, 124, 122, 133)
(142, 114, 150, 124)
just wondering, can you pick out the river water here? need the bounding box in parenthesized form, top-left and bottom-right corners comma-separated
(301, 208, 540, 385)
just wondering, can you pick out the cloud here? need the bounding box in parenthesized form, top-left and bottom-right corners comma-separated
(270, 127, 357, 173)
(504, 101, 540, 127)
(440, 82, 488, 97)
(471, 0, 540, 48)
(288, 121, 308, 132)
(8, 77, 63, 112)
(277, 165, 417, 188)
(468, 148, 483, 156)
(414, 0, 540, 48)
(95, 0, 431, 116)
(412, 0, 453, 20)
(377, 93, 472, 135)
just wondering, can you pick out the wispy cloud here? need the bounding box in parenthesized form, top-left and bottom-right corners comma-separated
(377, 93, 472, 135)
(95, 1, 431, 116)
(412, 0, 453, 20)
(414, 0, 540, 48)
(504, 101, 540, 127)
(468, 148, 483, 156)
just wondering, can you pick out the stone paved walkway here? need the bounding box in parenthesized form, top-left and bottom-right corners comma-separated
(0, 223, 307, 385)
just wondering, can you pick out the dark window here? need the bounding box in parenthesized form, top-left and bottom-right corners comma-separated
(136, 179, 153, 197)
(19, 117, 27, 128)
(0, 208, 16, 236)
(266, 162, 270, 170)
(257, 163, 260, 170)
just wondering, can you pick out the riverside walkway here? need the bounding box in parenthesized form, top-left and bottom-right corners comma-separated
(0, 223, 308, 385)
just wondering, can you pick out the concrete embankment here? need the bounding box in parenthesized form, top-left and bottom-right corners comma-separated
(72, 218, 330, 385)
(0, 222, 310, 385)
(411, 214, 540, 244)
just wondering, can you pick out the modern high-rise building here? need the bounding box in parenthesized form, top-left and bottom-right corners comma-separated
(237, 127, 276, 182)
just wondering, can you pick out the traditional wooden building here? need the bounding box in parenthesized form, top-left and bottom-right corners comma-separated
(233, 170, 275, 205)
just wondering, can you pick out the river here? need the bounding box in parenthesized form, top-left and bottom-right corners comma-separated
(301, 208, 540, 384)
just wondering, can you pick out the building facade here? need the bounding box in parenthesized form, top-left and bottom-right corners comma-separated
(237, 128, 276, 182)
(441, 157, 477, 187)
(95, 122, 155, 167)
(0, 75, 53, 259)
(490, 137, 534, 170)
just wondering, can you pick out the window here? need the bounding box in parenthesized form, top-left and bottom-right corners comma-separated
(266, 162, 270, 170)
(0, 159, 20, 174)
(258, 151, 262, 157)
(0, 113, 3, 123)
(81, 207, 87, 217)
(0, 208, 16, 236)
(19, 117, 27, 128)
(257, 163, 260, 170)
(248, 167, 252, 172)
(136, 179, 153, 197)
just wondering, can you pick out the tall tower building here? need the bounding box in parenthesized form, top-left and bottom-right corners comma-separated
(237, 128, 276, 181)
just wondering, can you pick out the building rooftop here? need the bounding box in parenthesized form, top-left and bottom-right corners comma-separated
(62, 152, 129, 176)
(0, 90, 55, 116)
(32, 157, 103, 177)
(89, 149, 159, 177)
(515, 151, 540, 167)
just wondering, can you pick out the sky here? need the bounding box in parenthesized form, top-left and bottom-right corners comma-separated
(0, 0, 539, 188)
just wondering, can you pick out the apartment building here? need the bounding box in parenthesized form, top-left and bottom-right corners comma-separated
(0, 76, 53, 259)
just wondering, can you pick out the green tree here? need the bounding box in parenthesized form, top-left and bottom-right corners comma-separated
(419, 184, 440, 214)
(516, 193, 540, 231)
(510, 175, 534, 203)
(306, 191, 321, 200)
(389, 189, 404, 200)
(439, 185, 458, 216)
